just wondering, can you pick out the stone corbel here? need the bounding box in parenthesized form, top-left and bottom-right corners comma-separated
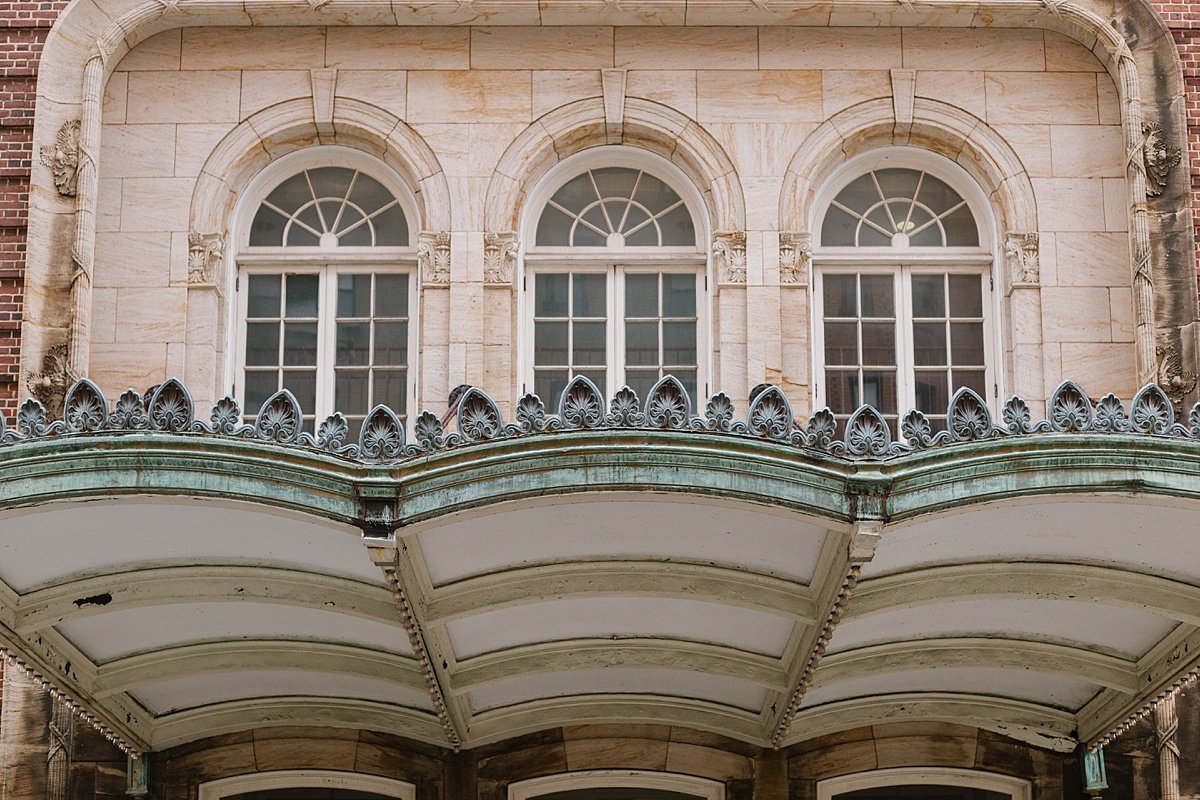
(1003, 232, 1040, 290)
(187, 231, 226, 288)
(712, 231, 747, 284)
(39, 119, 81, 197)
(779, 231, 811, 285)
(418, 231, 451, 285)
(1140, 121, 1181, 198)
(483, 231, 518, 285)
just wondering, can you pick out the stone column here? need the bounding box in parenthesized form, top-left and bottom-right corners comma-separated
(0, 669, 53, 800)
(1155, 695, 1181, 800)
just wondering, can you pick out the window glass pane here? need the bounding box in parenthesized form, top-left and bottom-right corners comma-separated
(251, 168, 407, 249)
(535, 274, 569, 316)
(347, 172, 392, 214)
(823, 275, 857, 317)
(577, 370, 606, 390)
(673, 369, 698, 402)
(336, 370, 369, 415)
(632, 172, 681, 212)
(572, 223, 607, 247)
(374, 370, 407, 414)
(626, 274, 658, 317)
(284, 223, 321, 247)
(573, 321, 606, 366)
(859, 275, 894, 317)
(874, 168, 922, 203)
(821, 205, 858, 246)
(663, 274, 696, 316)
(860, 322, 896, 366)
(247, 274, 282, 318)
(834, 174, 878, 213)
(662, 321, 696, 365)
(283, 322, 318, 366)
(341, 322, 375, 365)
(823, 168, 977, 249)
(535, 372, 569, 409)
(375, 322, 408, 366)
(857, 224, 891, 247)
(551, 172, 600, 213)
(824, 322, 858, 366)
(909, 220, 945, 247)
(624, 217, 660, 247)
(338, 274, 372, 318)
(949, 274, 983, 316)
(658, 204, 696, 247)
(825, 370, 859, 414)
(861, 370, 897, 414)
(536, 204, 574, 247)
(913, 322, 948, 366)
(308, 167, 355, 201)
(953, 369, 987, 396)
(625, 369, 658, 401)
(339, 213, 374, 247)
(282, 370, 317, 412)
(942, 204, 979, 246)
(534, 321, 569, 365)
(916, 173, 960, 216)
(244, 371, 278, 411)
(592, 167, 640, 201)
(372, 204, 409, 247)
(285, 274, 319, 317)
(250, 206, 287, 246)
(264, 173, 312, 214)
(912, 274, 946, 318)
(915, 371, 950, 414)
(375, 274, 409, 317)
(573, 274, 606, 317)
(625, 321, 659, 366)
(950, 322, 985, 366)
(245, 323, 280, 366)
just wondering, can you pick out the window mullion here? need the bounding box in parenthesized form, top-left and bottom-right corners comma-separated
(898, 267, 915, 414)
(610, 266, 621, 397)
(317, 266, 334, 420)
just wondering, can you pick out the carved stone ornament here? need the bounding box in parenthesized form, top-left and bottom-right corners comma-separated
(1004, 232, 1040, 287)
(26, 343, 72, 418)
(418, 231, 451, 284)
(1141, 122, 1182, 197)
(1156, 337, 1197, 411)
(39, 120, 81, 198)
(46, 697, 72, 800)
(187, 232, 225, 286)
(779, 231, 811, 284)
(712, 231, 747, 283)
(483, 232, 518, 285)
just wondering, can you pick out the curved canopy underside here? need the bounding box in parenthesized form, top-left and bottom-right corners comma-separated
(1, 380, 1199, 754)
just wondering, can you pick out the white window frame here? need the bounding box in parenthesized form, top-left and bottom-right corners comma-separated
(234, 263, 419, 423)
(810, 148, 1002, 419)
(228, 147, 420, 424)
(816, 767, 1031, 800)
(199, 771, 415, 800)
(509, 770, 724, 800)
(520, 147, 713, 405)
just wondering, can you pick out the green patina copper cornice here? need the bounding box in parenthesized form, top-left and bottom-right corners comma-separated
(0, 375, 1197, 530)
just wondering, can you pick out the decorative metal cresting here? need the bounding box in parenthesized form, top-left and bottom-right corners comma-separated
(0, 375, 1195, 462)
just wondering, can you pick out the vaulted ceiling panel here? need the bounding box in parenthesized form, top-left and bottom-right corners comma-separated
(417, 498, 830, 585)
(442, 596, 798, 660)
(57, 602, 414, 663)
(465, 667, 769, 713)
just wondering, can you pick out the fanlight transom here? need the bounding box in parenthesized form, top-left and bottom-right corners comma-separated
(249, 166, 409, 248)
(536, 167, 697, 248)
(821, 168, 979, 248)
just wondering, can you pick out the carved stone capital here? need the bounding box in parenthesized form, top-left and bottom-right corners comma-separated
(483, 231, 518, 285)
(39, 120, 81, 198)
(1140, 121, 1181, 198)
(187, 231, 225, 287)
(418, 231, 451, 285)
(779, 231, 811, 284)
(1004, 231, 1040, 289)
(26, 342, 72, 418)
(712, 231, 747, 284)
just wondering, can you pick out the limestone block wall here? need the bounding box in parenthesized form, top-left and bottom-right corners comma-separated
(93, 25, 1137, 417)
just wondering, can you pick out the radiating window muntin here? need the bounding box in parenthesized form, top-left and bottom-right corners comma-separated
(237, 153, 417, 429)
(535, 167, 697, 249)
(820, 167, 979, 248)
(249, 166, 409, 248)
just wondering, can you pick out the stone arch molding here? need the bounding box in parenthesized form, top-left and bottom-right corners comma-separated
(191, 97, 450, 247)
(781, 97, 1037, 239)
(484, 96, 745, 235)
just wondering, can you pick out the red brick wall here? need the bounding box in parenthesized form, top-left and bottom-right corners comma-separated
(0, 10, 65, 417)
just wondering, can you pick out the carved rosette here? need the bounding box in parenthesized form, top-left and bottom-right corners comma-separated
(1141, 121, 1182, 198)
(39, 120, 81, 197)
(779, 231, 811, 284)
(712, 231, 747, 284)
(187, 232, 225, 287)
(483, 231, 518, 285)
(418, 231, 451, 285)
(1004, 232, 1040, 288)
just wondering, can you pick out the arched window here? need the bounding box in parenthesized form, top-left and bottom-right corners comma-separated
(813, 151, 996, 433)
(524, 149, 708, 408)
(234, 148, 418, 433)
(816, 768, 1030, 800)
